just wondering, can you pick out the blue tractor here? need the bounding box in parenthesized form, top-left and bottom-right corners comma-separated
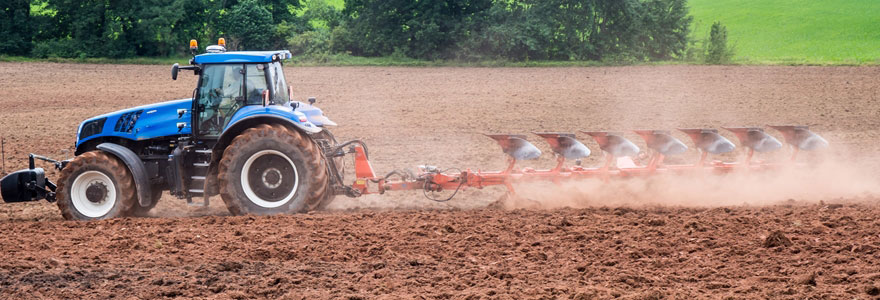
(0, 40, 351, 220)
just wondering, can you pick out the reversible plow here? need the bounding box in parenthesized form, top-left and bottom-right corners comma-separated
(345, 126, 828, 200)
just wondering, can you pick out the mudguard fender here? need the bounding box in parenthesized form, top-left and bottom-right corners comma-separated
(215, 114, 322, 153)
(96, 143, 153, 207)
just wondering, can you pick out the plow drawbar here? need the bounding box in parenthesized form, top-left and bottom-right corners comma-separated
(347, 126, 828, 200)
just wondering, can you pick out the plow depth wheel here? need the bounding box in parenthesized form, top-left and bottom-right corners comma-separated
(56, 151, 137, 220)
(218, 124, 329, 215)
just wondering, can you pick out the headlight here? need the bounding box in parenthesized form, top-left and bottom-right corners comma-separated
(79, 118, 107, 140)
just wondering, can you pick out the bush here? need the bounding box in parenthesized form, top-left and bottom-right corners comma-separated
(302, 0, 343, 29)
(458, 2, 551, 61)
(0, 0, 32, 55)
(452, 0, 693, 62)
(705, 21, 734, 64)
(288, 30, 331, 56)
(221, 0, 275, 50)
(329, 26, 356, 54)
(31, 39, 81, 59)
(641, 0, 692, 60)
(340, 0, 493, 59)
(275, 20, 311, 50)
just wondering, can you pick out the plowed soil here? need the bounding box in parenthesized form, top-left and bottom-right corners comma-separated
(1, 63, 879, 298)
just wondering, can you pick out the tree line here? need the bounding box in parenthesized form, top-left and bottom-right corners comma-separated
(1, 0, 695, 62)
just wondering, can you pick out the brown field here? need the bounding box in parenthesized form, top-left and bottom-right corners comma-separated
(1, 62, 879, 298)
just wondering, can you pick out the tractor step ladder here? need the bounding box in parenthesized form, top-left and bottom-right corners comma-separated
(185, 148, 212, 207)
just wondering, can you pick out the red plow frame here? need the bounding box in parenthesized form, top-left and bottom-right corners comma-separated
(346, 126, 828, 199)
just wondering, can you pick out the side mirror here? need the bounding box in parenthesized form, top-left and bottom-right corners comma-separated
(262, 90, 270, 106)
(308, 97, 316, 105)
(171, 63, 179, 80)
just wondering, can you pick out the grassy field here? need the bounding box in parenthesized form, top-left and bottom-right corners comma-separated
(689, 0, 880, 64)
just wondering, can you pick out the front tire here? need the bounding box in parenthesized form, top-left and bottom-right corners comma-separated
(56, 151, 136, 220)
(218, 124, 329, 215)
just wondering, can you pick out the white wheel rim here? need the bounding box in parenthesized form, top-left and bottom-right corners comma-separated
(70, 171, 117, 218)
(241, 150, 299, 208)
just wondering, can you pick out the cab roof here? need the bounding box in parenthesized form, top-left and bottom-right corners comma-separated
(193, 50, 292, 64)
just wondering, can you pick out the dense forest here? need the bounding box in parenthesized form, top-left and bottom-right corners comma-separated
(1, 0, 693, 62)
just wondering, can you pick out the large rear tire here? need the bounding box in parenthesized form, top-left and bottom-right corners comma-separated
(218, 124, 329, 215)
(56, 151, 137, 220)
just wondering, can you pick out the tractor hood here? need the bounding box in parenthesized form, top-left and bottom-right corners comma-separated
(75, 98, 336, 151)
(76, 99, 193, 150)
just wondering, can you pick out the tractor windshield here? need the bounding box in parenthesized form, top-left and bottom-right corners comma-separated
(196, 63, 270, 136)
(268, 61, 290, 105)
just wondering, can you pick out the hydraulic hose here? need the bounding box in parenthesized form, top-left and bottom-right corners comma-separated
(422, 168, 465, 202)
(331, 139, 369, 159)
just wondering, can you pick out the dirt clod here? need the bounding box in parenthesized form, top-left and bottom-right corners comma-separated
(764, 231, 793, 248)
(646, 218, 666, 226)
(796, 272, 817, 286)
(865, 285, 880, 296)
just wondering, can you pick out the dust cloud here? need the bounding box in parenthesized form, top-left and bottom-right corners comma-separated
(507, 151, 880, 209)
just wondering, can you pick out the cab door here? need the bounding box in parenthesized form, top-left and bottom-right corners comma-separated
(193, 63, 270, 138)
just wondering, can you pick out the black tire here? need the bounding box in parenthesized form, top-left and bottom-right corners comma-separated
(218, 124, 329, 215)
(313, 129, 342, 210)
(56, 151, 137, 220)
(126, 185, 162, 217)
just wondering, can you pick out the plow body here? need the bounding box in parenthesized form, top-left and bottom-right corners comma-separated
(347, 126, 828, 199)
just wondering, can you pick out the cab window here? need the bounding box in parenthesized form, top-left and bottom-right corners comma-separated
(268, 62, 290, 105)
(245, 64, 269, 105)
(196, 63, 269, 136)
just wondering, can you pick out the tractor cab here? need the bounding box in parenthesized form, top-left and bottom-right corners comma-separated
(190, 55, 291, 136)
(172, 40, 310, 137)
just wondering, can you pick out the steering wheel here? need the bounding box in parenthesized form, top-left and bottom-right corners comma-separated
(223, 96, 244, 117)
